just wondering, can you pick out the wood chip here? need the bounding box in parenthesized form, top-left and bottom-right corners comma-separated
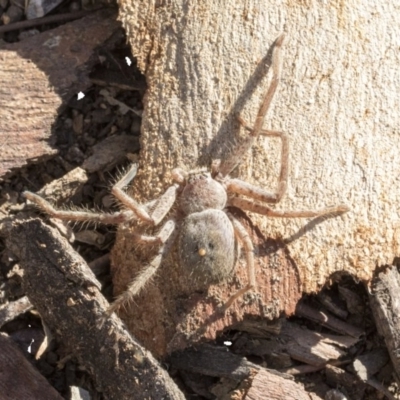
(37, 167, 88, 206)
(352, 348, 389, 381)
(244, 369, 323, 400)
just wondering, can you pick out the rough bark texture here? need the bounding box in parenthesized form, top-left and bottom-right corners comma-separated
(369, 266, 400, 380)
(6, 219, 185, 400)
(0, 9, 122, 179)
(112, 0, 400, 356)
(0, 333, 63, 400)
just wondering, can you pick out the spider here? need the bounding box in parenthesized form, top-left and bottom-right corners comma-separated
(23, 34, 349, 315)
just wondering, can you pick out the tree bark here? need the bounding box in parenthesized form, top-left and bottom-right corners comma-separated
(111, 0, 400, 356)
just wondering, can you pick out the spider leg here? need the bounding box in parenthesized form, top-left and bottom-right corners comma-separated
(223, 214, 255, 309)
(219, 33, 285, 177)
(111, 164, 178, 225)
(148, 184, 179, 225)
(106, 218, 177, 316)
(229, 197, 350, 218)
(23, 191, 134, 224)
(24, 163, 178, 226)
(226, 120, 289, 203)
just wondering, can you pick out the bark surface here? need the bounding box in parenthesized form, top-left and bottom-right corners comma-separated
(112, 0, 400, 356)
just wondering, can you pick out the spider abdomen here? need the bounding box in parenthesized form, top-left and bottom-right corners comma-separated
(178, 209, 235, 288)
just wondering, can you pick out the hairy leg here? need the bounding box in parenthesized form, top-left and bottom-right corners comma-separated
(23, 191, 134, 224)
(111, 164, 178, 225)
(226, 119, 289, 203)
(106, 219, 177, 316)
(24, 164, 178, 226)
(229, 197, 350, 218)
(219, 34, 285, 177)
(223, 214, 256, 309)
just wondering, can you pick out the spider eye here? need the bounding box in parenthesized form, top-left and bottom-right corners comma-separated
(198, 248, 207, 256)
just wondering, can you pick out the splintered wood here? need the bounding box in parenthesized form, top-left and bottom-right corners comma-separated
(111, 0, 400, 356)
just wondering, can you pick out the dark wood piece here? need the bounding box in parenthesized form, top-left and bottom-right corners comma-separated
(325, 365, 366, 400)
(0, 333, 63, 399)
(317, 291, 348, 320)
(6, 219, 185, 400)
(296, 302, 364, 338)
(170, 344, 262, 380)
(0, 10, 95, 33)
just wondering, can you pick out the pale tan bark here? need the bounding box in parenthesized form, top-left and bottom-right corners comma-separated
(113, 0, 400, 356)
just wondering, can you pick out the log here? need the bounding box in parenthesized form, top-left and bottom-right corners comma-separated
(0, 9, 122, 178)
(5, 219, 185, 400)
(111, 0, 400, 356)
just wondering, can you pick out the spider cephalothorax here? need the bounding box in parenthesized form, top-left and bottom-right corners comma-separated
(23, 34, 349, 315)
(176, 169, 227, 214)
